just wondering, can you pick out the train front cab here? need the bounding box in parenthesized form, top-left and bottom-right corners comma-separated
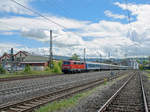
(62, 60, 86, 73)
(62, 61, 71, 73)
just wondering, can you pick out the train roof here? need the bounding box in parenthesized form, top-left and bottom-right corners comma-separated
(63, 60, 130, 67)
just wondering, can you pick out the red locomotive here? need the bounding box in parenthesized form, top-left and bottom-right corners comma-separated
(62, 60, 86, 73)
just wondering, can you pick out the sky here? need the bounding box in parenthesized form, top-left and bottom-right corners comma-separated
(0, 0, 150, 58)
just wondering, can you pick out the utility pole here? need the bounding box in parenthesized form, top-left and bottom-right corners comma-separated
(10, 48, 14, 73)
(149, 56, 150, 68)
(84, 48, 86, 63)
(99, 53, 101, 63)
(49, 30, 53, 69)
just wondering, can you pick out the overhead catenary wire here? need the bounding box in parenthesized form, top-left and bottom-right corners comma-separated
(10, 0, 67, 29)
(9, 0, 80, 36)
(124, 0, 134, 41)
(124, 0, 141, 58)
(125, 0, 131, 25)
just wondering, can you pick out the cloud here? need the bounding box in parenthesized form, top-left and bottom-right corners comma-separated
(21, 28, 84, 47)
(0, 16, 89, 48)
(0, 43, 21, 48)
(0, 0, 33, 15)
(81, 20, 128, 39)
(0, 16, 89, 31)
(104, 10, 127, 19)
(0, 43, 22, 55)
(1, 2, 150, 58)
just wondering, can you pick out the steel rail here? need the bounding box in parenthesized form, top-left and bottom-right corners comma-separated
(0, 71, 127, 82)
(0, 73, 64, 82)
(97, 73, 135, 112)
(0, 75, 122, 112)
(140, 73, 149, 112)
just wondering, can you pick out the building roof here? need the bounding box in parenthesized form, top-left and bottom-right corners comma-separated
(23, 54, 49, 62)
(21, 61, 47, 64)
(0, 50, 50, 63)
(0, 53, 10, 60)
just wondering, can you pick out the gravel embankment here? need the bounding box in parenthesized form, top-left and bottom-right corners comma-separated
(0, 70, 128, 105)
(142, 71, 150, 110)
(62, 72, 132, 112)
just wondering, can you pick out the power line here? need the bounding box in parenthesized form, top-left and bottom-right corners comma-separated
(125, 0, 131, 25)
(9, 0, 81, 36)
(125, 0, 134, 41)
(10, 0, 67, 29)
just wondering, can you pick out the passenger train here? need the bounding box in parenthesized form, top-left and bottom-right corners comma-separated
(62, 60, 132, 73)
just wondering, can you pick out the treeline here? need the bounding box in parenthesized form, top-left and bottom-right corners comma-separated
(137, 57, 150, 70)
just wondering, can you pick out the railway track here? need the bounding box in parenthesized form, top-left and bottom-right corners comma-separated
(0, 71, 128, 82)
(0, 74, 124, 112)
(98, 72, 148, 112)
(0, 73, 64, 82)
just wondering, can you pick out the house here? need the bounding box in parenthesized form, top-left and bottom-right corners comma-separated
(0, 53, 11, 69)
(0, 51, 50, 71)
(20, 53, 49, 71)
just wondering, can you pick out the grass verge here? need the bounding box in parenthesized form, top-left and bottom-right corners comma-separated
(0, 71, 62, 79)
(146, 70, 150, 72)
(144, 73, 150, 80)
(35, 74, 129, 112)
(35, 87, 97, 112)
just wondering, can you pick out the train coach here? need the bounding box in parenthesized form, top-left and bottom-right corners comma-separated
(86, 62, 101, 71)
(62, 60, 130, 74)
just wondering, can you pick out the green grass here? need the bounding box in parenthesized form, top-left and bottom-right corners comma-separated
(35, 74, 129, 112)
(35, 88, 97, 112)
(145, 73, 150, 80)
(0, 70, 62, 79)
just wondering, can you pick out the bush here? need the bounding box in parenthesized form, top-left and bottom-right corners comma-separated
(52, 61, 62, 73)
(24, 64, 31, 73)
(58, 60, 62, 69)
(139, 65, 144, 70)
(44, 66, 51, 71)
(0, 65, 6, 74)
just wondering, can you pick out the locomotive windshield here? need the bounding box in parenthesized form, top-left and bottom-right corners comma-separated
(63, 61, 70, 65)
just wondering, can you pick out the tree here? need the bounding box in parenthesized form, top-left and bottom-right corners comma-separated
(149, 56, 150, 67)
(136, 59, 141, 64)
(71, 53, 80, 61)
(24, 64, 31, 73)
(143, 60, 148, 66)
(0, 65, 6, 74)
(52, 61, 62, 73)
(139, 64, 144, 70)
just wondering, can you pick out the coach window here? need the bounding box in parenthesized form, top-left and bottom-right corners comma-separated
(63, 61, 70, 65)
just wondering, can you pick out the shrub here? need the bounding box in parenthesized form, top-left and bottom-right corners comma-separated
(53, 61, 62, 73)
(139, 65, 144, 70)
(44, 66, 51, 71)
(104, 78, 107, 85)
(24, 64, 31, 73)
(0, 65, 6, 74)
(58, 60, 62, 69)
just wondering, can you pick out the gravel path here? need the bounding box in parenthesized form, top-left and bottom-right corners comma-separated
(61, 71, 132, 112)
(0, 70, 128, 106)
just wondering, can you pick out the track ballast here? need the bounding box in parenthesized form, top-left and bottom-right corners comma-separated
(98, 72, 148, 112)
